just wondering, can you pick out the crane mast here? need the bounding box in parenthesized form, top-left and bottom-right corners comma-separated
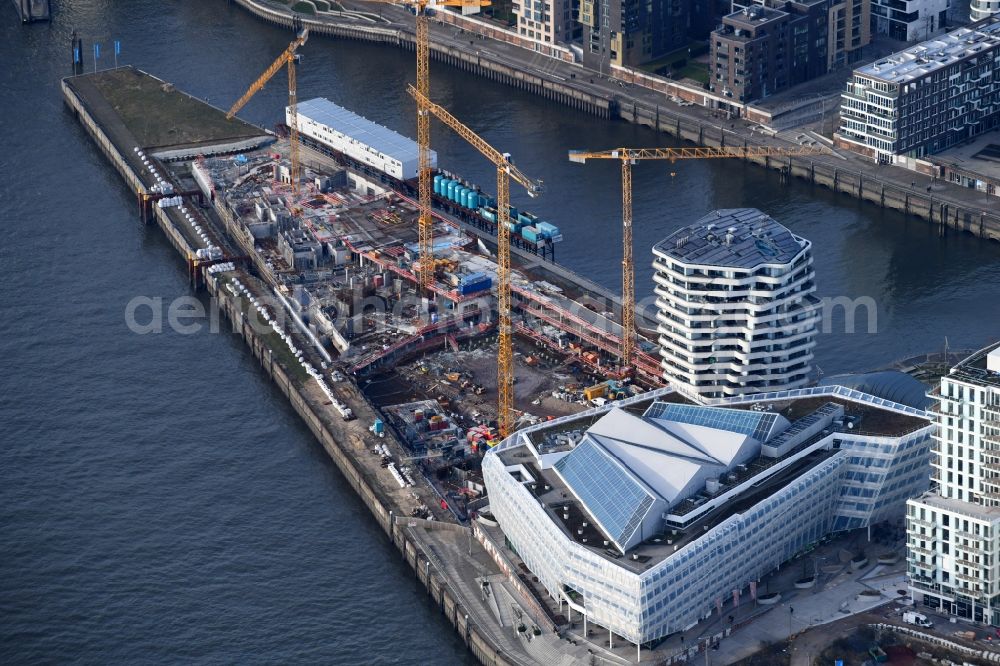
(569, 145, 827, 371)
(416, 12, 432, 290)
(357, 0, 491, 289)
(409, 85, 542, 438)
(227, 28, 309, 196)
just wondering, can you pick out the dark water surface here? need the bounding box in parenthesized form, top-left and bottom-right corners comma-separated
(2, 1, 997, 663)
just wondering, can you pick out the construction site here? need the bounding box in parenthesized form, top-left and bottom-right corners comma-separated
(62, 4, 839, 659)
(132, 14, 827, 525)
(173, 98, 668, 491)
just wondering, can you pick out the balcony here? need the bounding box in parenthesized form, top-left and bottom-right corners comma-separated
(908, 516, 936, 528)
(956, 542, 989, 556)
(954, 527, 986, 540)
(908, 544, 935, 556)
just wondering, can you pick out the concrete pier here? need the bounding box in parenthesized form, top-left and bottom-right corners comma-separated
(63, 69, 534, 666)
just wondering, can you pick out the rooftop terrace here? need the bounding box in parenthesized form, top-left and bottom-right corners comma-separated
(723, 5, 788, 31)
(654, 208, 806, 269)
(949, 342, 1000, 389)
(856, 16, 1000, 85)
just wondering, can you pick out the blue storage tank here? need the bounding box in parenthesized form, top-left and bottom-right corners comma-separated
(446, 181, 457, 201)
(433, 175, 444, 195)
(466, 190, 478, 208)
(461, 189, 473, 208)
(452, 186, 464, 203)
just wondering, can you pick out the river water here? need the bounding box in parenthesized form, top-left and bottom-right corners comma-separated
(1, 2, 997, 663)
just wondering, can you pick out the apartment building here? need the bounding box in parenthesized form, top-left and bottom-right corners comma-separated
(578, 0, 691, 69)
(709, 0, 862, 102)
(513, 0, 579, 45)
(836, 17, 1000, 162)
(652, 209, 820, 401)
(907, 343, 1000, 624)
(829, 0, 871, 68)
(870, 0, 949, 42)
(971, 0, 1000, 22)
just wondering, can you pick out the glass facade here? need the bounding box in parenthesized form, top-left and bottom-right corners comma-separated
(484, 388, 934, 643)
(644, 403, 780, 441)
(553, 439, 657, 548)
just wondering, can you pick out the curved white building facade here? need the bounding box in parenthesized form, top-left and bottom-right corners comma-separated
(481, 386, 933, 646)
(972, 0, 1000, 22)
(653, 209, 819, 401)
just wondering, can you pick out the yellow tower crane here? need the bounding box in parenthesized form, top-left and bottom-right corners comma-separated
(227, 28, 309, 195)
(357, 0, 491, 290)
(409, 84, 543, 439)
(569, 145, 827, 371)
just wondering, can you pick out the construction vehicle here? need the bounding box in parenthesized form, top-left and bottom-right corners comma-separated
(606, 379, 628, 400)
(227, 27, 309, 196)
(408, 84, 543, 439)
(903, 611, 933, 627)
(568, 145, 826, 373)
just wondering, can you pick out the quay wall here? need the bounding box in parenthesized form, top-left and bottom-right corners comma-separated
(230, 0, 1000, 242)
(620, 104, 1000, 240)
(63, 75, 523, 666)
(231, 0, 613, 119)
(61, 79, 196, 266)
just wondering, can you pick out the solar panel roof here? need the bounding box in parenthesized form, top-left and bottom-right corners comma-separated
(554, 438, 656, 548)
(645, 403, 780, 442)
(297, 97, 437, 164)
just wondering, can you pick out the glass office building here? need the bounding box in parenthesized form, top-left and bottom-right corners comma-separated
(482, 386, 933, 645)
